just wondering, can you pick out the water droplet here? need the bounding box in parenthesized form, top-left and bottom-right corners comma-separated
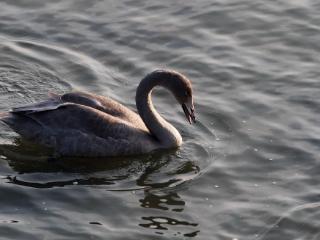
(254, 148, 258, 152)
(242, 120, 246, 123)
(269, 158, 273, 161)
(73, 181, 78, 185)
(160, 199, 167, 203)
(214, 185, 220, 188)
(150, 225, 157, 229)
(254, 184, 259, 187)
(272, 181, 277, 185)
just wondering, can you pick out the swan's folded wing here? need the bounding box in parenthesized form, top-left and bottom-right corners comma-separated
(60, 92, 146, 129)
(11, 96, 66, 114)
(61, 92, 132, 117)
(4, 103, 145, 143)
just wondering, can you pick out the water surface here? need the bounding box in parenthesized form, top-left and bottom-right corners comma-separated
(0, 1, 320, 239)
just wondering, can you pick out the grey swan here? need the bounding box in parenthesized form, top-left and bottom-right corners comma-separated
(0, 69, 196, 157)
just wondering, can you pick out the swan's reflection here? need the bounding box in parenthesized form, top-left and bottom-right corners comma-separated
(1, 139, 201, 237)
(135, 156, 200, 238)
(0, 138, 199, 190)
(138, 190, 200, 238)
(140, 191, 185, 212)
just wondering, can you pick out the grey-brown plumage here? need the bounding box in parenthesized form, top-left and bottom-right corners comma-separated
(0, 69, 196, 157)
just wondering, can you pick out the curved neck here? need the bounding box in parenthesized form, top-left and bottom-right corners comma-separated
(136, 72, 182, 148)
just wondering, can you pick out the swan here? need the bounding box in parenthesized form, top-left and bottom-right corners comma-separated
(0, 69, 196, 157)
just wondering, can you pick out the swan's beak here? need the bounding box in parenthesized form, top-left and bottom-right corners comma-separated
(182, 102, 196, 124)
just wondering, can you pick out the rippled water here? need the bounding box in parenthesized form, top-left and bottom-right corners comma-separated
(0, 1, 319, 239)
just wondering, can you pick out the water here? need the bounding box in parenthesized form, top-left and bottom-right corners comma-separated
(0, 0, 319, 239)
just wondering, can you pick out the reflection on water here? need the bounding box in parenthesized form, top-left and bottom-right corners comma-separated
(140, 215, 199, 236)
(0, 137, 201, 190)
(0, 137, 202, 238)
(140, 191, 185, 212)
(139, 190, 200, 237)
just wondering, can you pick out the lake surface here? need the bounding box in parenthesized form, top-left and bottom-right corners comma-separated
(0, 0, 319, 239)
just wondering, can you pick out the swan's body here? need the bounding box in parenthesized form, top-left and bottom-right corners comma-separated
(0, 70, 195, 157)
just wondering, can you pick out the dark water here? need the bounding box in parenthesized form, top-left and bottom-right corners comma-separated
(0, 0, 319, 239)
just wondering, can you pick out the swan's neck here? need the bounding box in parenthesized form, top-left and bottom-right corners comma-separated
(136, 74, 182, 148)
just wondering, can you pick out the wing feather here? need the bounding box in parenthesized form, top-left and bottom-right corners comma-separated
(11, 97, 65, 114)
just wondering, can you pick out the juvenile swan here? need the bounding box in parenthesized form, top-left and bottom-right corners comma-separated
(0, 69, 195, 157)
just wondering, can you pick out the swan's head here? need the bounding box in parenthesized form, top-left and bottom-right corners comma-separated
(155, 69, 196, 124)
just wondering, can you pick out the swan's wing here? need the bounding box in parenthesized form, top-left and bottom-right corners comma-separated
(60, 91, 144, 126)
(8, 103, 142, 137)
(3, 102, 151, 150)
(11, 96, 67, 114)
(11, 91, 147, 130)
(12, 92, 140, 122)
